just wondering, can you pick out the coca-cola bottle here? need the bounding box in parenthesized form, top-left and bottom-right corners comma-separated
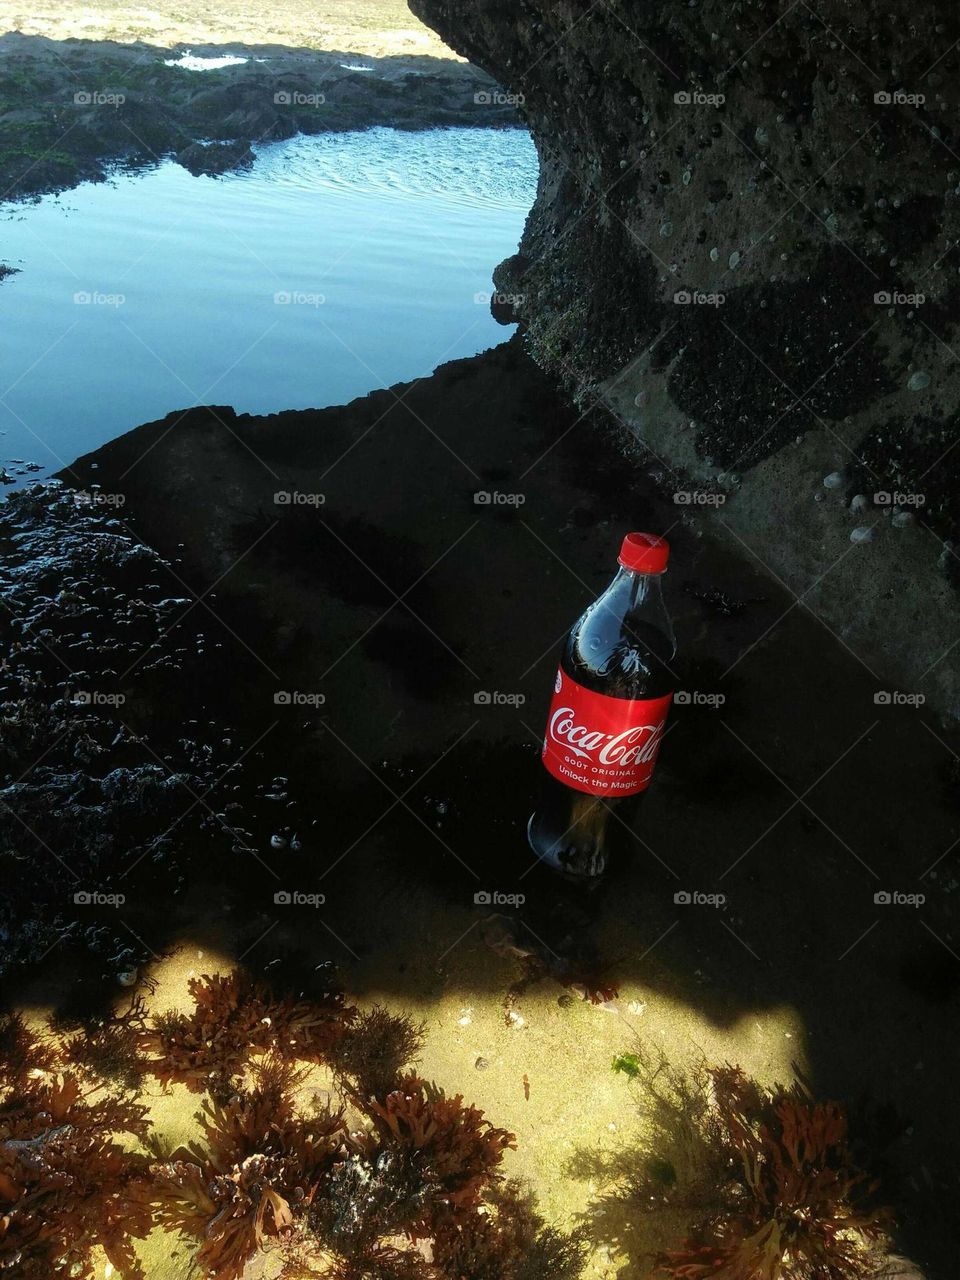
(528, 532, 676, 880)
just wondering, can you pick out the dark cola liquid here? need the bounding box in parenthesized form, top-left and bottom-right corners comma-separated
(528, 569, 675, 880)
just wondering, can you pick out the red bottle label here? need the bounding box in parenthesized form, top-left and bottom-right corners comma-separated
(541, 668, 672, 797)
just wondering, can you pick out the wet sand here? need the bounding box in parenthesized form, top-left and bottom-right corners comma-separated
(39, 334, 959, 1277)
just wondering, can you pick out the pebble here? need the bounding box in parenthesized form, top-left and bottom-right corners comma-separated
(728, 250, 741, 269)
(709, 246, 719, 262)
(892, 510, 915, 528)
(850, 526, 876, 543)
(907, 370, 931, 391)
(850, 493, 869, 512)
(659, 222, 673, 238)
(634, 391, 647, 408)
(823, 471, 844, 489)
(117, 969, 138, 988)
(475, 1056, 489, 1070)
(627, 999, 647, 1015)
(505, 1009, 525, 1027)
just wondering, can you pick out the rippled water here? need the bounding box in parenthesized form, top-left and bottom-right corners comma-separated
(0, 127, 537, 485)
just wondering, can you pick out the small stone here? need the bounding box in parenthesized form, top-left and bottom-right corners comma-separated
(627, 999, 647, 1015)
(118, 969, 138, 988)
(634, 391, 647, 408)
(709, 246, 719, 262)
(475, 1056, 490, 1070)
(850, 493, 869, 512)
(728, 250, 741, 269)
(823, 471, 844, 489)
(907, 370, 931, 391)
(892, 509, 915, 528)
(659, 221, 674, 238)
(850, 526, 876, 543)
(506, 1009, 525, 1027)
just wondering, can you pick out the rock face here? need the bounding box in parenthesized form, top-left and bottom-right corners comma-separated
(411, 0, 960, 714)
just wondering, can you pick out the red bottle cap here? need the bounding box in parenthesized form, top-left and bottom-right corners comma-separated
(618, 532, 670, 574)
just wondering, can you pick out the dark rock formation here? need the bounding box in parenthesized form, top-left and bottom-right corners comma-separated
(411, 0, 960, 714)
(0, 32, 520, 203)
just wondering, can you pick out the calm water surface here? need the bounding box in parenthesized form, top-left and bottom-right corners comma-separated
(0, 127, 537, 484)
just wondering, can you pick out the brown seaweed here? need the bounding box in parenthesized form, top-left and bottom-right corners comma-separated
(653, 1066, 892, 1280)
(141, 969, 355, 1093)
(0, 1023, 152, 1280)
(152, 1055, 346, 1280)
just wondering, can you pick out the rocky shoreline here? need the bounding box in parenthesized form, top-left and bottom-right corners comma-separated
(0, 31, 519, 203)
(412, 0, 960, 721)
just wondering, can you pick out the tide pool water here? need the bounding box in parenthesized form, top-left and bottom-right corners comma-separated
(0, 126, 537, 484)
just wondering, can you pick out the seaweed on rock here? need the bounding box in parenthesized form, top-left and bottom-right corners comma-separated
(142, 969, 355, 1093)
(152, 1055, 346, 1280)
(329, 1004, 426, 1099)
(649, 1066, 892, 1280)
(0, 1017, 152, 1279)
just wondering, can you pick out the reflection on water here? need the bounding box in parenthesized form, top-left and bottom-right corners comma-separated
(0, 127, 537, 485)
